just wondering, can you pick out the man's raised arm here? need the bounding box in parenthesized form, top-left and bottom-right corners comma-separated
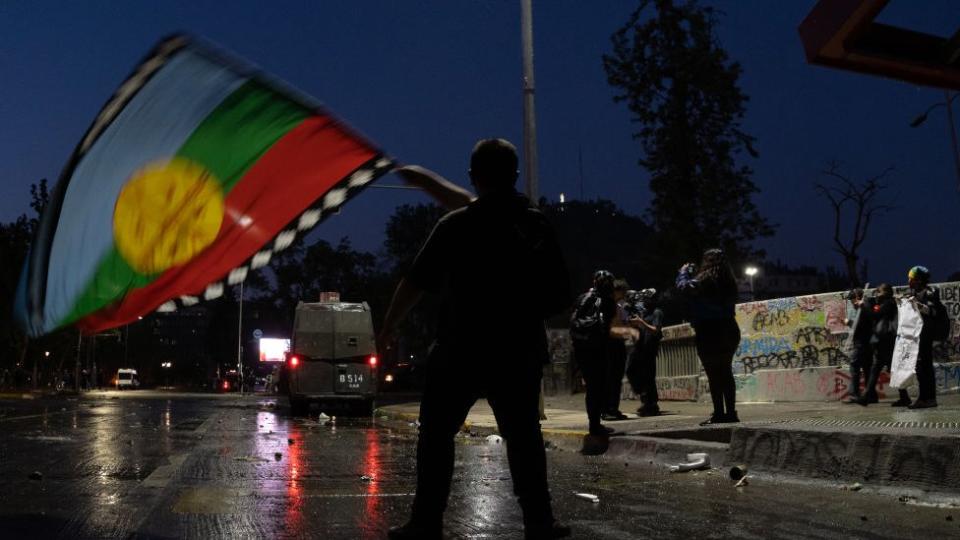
(394, 165, 475, 210)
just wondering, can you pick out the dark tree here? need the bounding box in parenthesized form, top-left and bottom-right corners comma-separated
(0, 179, 81, 388)
(602, 0, 774, 270)
(540, 199, 656, 290)
(379, 203, 447, 365)
(382, 203, 447, 277)
(262, 237, 387, 327)
(814, 162, 894, 287)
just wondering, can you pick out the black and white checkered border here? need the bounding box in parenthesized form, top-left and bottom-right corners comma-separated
(155, 154, 394, 314)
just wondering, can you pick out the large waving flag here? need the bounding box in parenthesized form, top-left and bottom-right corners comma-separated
(15, 35, 393, 337)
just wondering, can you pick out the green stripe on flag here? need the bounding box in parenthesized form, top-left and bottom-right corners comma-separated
(60, 81, 311, 327)
(177, 80, 311, 192)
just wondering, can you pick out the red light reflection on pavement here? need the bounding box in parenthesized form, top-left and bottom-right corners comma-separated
(286, 424, 304, 531)
(360, 428, 382, 539)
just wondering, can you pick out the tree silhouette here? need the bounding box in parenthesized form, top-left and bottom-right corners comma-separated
(602, 0, 774, 271)
(814, 161, 894, 287)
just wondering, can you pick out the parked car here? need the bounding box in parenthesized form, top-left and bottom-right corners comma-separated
(286, 301, 378, 416)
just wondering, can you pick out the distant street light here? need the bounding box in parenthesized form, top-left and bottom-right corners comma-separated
(745, 266, 759, 300)
(44, 351, 50, 357)
(910, 91, 960, 191)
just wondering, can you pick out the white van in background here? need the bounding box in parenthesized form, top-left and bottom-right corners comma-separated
(115, 369, 140, 390)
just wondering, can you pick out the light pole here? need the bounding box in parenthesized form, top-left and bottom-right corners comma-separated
(745, 266, 759, 301)
(910, 91, 960, 191)
(237, 280, 244, 395)
(521, 0, 539, 204)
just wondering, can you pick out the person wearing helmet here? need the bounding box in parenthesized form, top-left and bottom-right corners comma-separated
(627, 288, 665, 416)
(570, 270, 622, 436)
(902, 266, 942, 409)
(676, 249, 742, 425)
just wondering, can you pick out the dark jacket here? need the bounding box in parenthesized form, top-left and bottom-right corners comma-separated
(408, 190, 571, 365)
(910, 285, 943, 342)
(675, 266, 737, 329)
(851, 297, 876, 344)
(870, 296, 897, 346)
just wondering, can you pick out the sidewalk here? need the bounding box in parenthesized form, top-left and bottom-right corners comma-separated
(376, 393, 960, 492)
(378, 392, 960, 436)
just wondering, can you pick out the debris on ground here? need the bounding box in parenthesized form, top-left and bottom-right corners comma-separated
(28, 471, 43, 480)
(574, 492, 600, 503)
(840, 482, 863, 492)
(317, 413, 330, 420)
(234, 456, 269, 462)
(735, 476, 750, 488)
(729, 465, 748, 481)
(946, 516, 953, 522)
(287, 438, 295, 445)
(274, 452, 283, 461)
(485, 435, 503, 445)
(860, 515, 868, 521)
(669, 453, 710, 473)
(360, 475, 373, 482)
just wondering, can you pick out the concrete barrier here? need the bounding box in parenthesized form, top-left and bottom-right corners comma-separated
(644, 362, 960, 403)
(728, 425, 960, 491)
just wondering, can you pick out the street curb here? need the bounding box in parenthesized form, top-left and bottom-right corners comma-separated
(728, 425, 960, 492)
(0, 392, 39, 399)
(606, 435, 729, 468)
(374, 406, 588, 452)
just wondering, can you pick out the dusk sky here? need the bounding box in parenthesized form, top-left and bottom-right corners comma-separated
(2, 1, 960, 285)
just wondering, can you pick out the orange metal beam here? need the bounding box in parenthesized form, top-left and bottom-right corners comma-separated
(799, 0, 960, 90)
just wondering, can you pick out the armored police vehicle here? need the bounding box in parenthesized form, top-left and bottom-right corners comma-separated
(285, 300, 378, 416)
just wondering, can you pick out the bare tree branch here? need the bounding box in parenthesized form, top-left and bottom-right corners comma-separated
(814, 163, 895, 286)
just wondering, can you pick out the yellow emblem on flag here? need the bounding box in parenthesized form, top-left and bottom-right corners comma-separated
(113, 158, 225, 274)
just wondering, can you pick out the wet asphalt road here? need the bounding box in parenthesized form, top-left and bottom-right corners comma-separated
(0, 392, 958, 539)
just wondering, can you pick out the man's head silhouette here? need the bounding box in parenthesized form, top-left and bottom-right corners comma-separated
(468, 138, 519, 196)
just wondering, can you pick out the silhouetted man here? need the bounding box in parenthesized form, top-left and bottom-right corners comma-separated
(379, 139, 572, 540)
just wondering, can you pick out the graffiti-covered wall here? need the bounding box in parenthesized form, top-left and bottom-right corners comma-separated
(733, 281, 960, 375)
(734, 293, 851, 375)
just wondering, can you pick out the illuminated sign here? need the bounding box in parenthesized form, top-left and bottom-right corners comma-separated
(259, 338, 290, 363)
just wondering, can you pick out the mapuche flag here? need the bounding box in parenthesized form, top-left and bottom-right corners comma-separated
(15, 35, 393, 337)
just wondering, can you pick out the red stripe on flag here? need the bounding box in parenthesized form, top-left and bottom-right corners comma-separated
(77, 115, 377, 332)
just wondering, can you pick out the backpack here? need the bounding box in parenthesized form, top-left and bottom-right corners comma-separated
(928, 290, 951, 341)
(570, 291, 607, 343)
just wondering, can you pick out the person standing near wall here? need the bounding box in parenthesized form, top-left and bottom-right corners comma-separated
(858, 283, 910, 406)
(627, 288, 665, 417)
(571, 270, 619, 436)
(602, 279, 634, 421)
(676, 249, 742, 425)
(843, 288, 876, 404)
(902, 266, 944, 409)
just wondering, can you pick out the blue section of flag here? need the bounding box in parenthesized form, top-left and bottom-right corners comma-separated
(40, 48, 247, 333)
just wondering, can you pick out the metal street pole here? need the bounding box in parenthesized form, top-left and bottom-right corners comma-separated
(521, 0, 539, 204)
(943, 90, 960, 191)
(237, 280, 244, 395)
(75, 332, 82, 392)
(910, 92, 960, 191)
